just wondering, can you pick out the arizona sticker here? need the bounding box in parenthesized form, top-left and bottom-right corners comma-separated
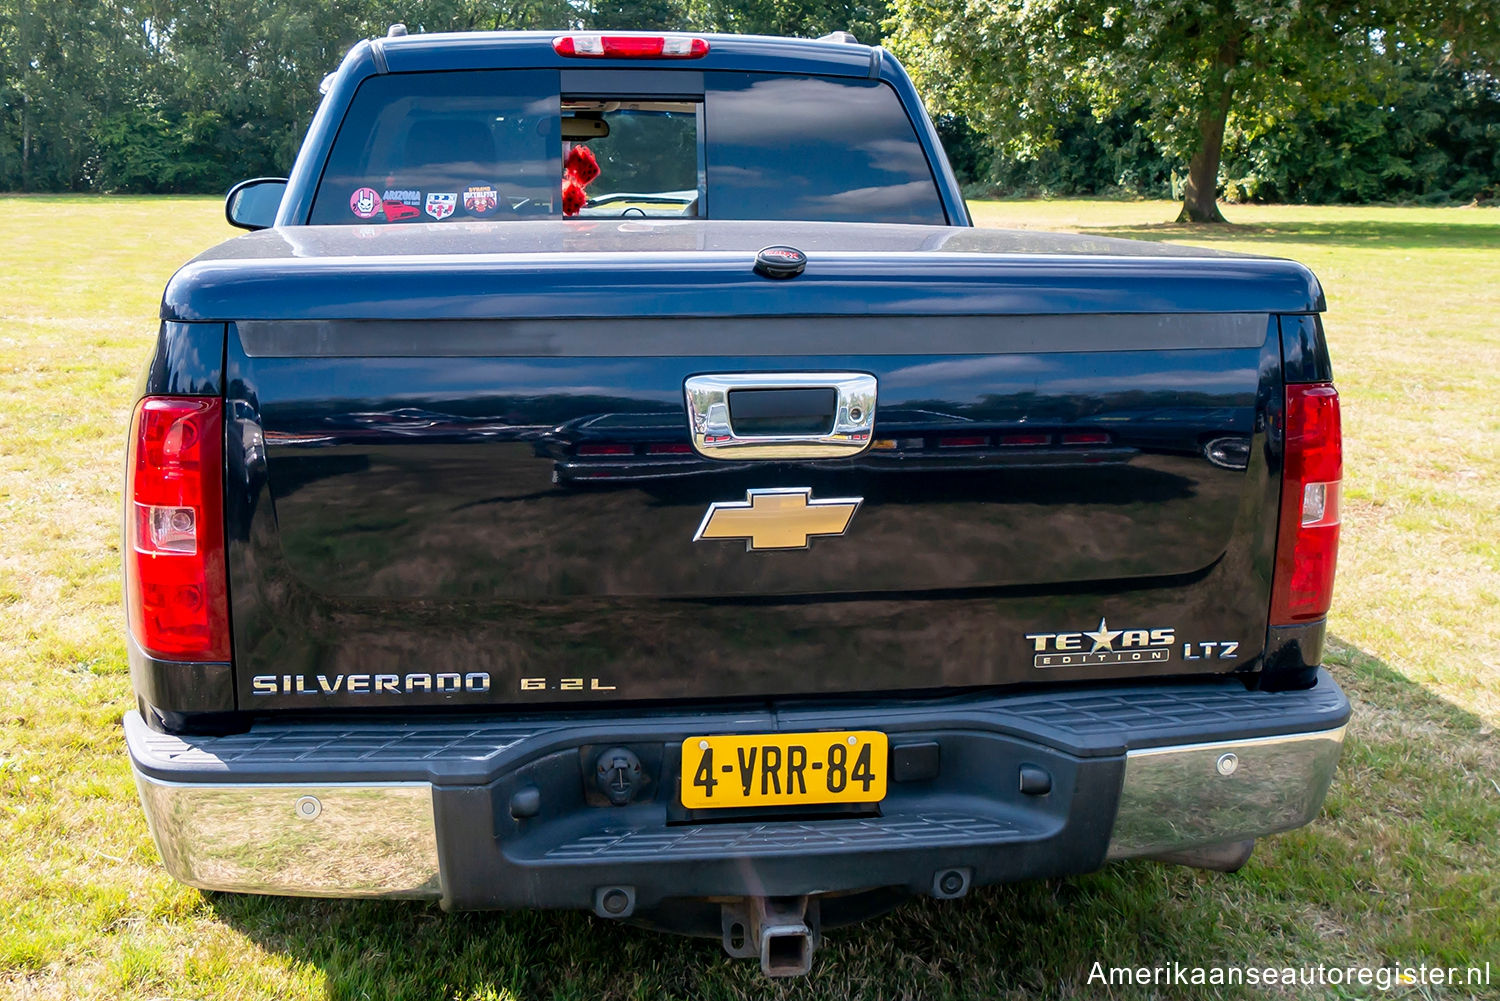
(381, 188, 421, 221)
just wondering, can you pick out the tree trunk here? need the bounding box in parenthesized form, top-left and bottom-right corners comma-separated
(1177, 49, 1239, 224)
(21, 98, 30, 193)
(18, 0, 30, 193)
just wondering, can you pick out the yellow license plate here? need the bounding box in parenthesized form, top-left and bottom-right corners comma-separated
(680, 730, 888, 809)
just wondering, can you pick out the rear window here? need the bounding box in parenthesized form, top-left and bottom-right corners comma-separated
(703, 74, 945, 225)
(313, 70, 560, 224)
(309, 69, 946, 226)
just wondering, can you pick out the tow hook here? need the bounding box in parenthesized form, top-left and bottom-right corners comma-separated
(721, 895, 820, 977)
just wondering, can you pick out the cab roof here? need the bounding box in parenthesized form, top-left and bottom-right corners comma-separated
(362, 30, 884, 79)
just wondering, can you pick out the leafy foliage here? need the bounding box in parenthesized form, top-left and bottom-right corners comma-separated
(681, 0, 885, 45)
(92, 108, 231, 193)
(0, 0, 581, 193)
(962, 106, 1175, 200)
(1221, 64, 1500, 205)
(887, 0, 1500, 217)
(0, 0, 1496, 206)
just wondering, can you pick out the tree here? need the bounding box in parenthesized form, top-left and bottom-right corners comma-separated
(886, 0, 1500, 222)
(1221, 57, 1500, 205)
(682, 0, 885, 48)
(0, 0, 131, 190)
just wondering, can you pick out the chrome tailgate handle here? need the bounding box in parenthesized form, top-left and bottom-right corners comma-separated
(685, 372, 876, 460)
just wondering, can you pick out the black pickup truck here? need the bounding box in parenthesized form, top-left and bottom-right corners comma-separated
(124, 29, 1348, 977)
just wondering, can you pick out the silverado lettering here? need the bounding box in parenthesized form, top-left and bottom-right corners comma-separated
(122, 28, 1349, 980)
(251, 673, 492, 695)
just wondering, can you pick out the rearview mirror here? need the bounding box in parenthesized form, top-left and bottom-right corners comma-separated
(225, 177, 288, 231)
(562, 115, 610, 140)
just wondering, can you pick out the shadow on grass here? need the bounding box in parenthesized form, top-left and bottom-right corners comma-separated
(203, 642, 1498, 1000)
(1086, 219, 1499, 252)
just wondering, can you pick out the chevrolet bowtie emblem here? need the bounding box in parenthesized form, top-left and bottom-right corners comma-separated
(694, 488, 862, 551)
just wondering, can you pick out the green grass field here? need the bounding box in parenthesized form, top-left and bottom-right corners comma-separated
(0, 196, 1496, 1000)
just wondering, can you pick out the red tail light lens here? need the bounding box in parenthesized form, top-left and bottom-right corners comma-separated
(125, 397, 229, 661)
(552, 34, 710, 59)
(1270, 383, 1342, 624)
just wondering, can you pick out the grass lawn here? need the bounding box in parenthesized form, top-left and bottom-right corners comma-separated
(1, 195, 1497, 1000)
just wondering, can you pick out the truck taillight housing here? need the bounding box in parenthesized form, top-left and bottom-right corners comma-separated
(125, 397, 229, 661)
(1270, 383, 1341, 624)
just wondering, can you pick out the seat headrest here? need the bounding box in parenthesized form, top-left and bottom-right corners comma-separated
(403, 119, 497, 171)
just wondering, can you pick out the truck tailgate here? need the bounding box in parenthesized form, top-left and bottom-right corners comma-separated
(170, 223, 1323, 709)
(224, 314, 1285, 705)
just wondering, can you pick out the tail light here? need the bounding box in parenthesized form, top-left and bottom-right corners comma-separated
(552, 34, 710, 59)
(1270, 383, 1341, 624)
(125, 397, 229, 661)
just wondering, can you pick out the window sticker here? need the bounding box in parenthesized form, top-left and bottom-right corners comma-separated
(381, 187, 422, 221)
(425, 192, 456, 220)
(349, 187, 383, 219)
(463, 183, 499, 216)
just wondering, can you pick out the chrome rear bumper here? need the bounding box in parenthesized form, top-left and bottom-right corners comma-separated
(1105, 727, 1345, 859)
(134, 777, 441, 898)
(127, 672, 1350, 903)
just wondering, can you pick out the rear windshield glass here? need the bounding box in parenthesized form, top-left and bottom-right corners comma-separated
(308, 69, 946, 225)
(313, 70, 560, 224)
(704, 74, 944, 225)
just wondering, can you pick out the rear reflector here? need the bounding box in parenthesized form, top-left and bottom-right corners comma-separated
(1270, 383, 1342, 624)
(125, 397, 229, 661)
(553, 34, 710, 58)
